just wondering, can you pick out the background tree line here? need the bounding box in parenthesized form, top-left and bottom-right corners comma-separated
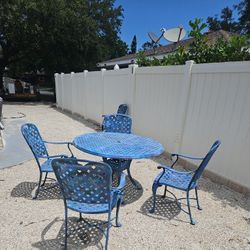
(0, 0, 128, 91)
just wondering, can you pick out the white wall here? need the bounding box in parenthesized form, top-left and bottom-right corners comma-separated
(55, 61, 250, 191)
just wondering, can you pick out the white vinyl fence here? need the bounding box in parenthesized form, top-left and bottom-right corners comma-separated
(55, 61, 250, 192)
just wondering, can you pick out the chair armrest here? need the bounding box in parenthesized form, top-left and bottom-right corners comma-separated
(171, 153, 204, 161)
(112, 172, 126, 193)
(39, 154, 69, 159)
(43, 141, 74, 157)
(43, 140, 73, 145)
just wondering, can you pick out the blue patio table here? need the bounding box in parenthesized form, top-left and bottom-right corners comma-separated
(73, 132, 164, 188)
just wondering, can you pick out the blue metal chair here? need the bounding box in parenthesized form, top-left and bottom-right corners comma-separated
(21, 123, 73, 199)
(101, 104, 128, 131)
(52, 158, 126, 250)
(150, 140, 221, 225)
(102, 114, 139, 189)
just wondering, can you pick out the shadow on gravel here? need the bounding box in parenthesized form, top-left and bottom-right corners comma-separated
(11, 181, 62, 200)
(11, 176, 143, 205)
(32, 217, 105, 249)
(139, 195, 181, 221)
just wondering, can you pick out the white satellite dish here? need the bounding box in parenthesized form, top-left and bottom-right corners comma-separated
(148, 32, 160, 43)
(163, 27, 186, 43)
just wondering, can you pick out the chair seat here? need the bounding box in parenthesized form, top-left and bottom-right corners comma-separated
(66, 191, 119, 214)
(155, 167, 197, 191)
(40, 159, 54, 172)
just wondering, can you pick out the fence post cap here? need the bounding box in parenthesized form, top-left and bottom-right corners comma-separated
(185, 60, 195, 65)
(114, 64, 119, 70)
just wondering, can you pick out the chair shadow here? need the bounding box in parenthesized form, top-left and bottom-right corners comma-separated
(139, 195, 181, 220)
(11, 177, 143, 204)
(112, 175, 143, 205)
(11, 181, 62, 200)
(32, 217, 105, 249)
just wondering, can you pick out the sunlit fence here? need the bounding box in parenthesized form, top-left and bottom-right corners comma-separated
(55, 61, 250, 193)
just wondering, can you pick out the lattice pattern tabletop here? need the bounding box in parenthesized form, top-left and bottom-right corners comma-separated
(73, 132, 164, 159)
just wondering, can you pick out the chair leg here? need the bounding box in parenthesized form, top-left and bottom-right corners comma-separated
(186, 191, 195, 225)
(162, 186, 167, 198)
(33, 172, 43, 199)
(195, 187, 202, 210)
(64, 207, 68, 249)
(78, 213, 83, 222)
(149, 183, 158, 213)
(41, 172, 48, 187)
(127, 165, 141, 190)
(105, 211, 112, 250)
(115, 198, 122, 227)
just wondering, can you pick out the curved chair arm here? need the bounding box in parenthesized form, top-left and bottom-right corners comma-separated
(40, 154, 69, 159)
(171, 153, 204, 160)
(170, 153, 204, 168)
(112, 172, 126, 193)
(43, 141, 74, 157)
(43, 140, 73, 145)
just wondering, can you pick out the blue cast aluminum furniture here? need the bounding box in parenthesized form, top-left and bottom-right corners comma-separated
(116, 104, 128, 115)
(150, 140, 221, 225)
(101, 104, 128, 131)
(21, 123, 73, 199)
(52, 158, 126, 250)
(103, 114, 135, 187)
(73, 132, 164, 189)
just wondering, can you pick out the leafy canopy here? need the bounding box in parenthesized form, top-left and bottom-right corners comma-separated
(207, 0, 250, 34)
(0, 0, 128, 89)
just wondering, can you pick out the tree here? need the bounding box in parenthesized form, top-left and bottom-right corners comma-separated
(235, 0, 250, 34)
(130, 35, 137, 54)
(0, 0, 128, 91)
(207, 0, 250, 34)
(207, 7, 238, 32)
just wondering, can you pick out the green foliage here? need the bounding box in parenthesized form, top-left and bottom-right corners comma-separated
(0, 0, 128, 89)
(207, 0, 250, 34)
(136, 18, 250, 67)
(236, 0, 250, 34)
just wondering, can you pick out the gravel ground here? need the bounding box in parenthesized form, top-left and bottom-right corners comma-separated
(0, 103, 250, 250)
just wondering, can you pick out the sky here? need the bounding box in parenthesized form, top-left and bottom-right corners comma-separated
(115, 0, 241, 49)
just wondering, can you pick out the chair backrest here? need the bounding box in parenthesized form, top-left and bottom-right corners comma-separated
(21, 123, 48, 159)
(190, 140, 221, 187)
(102, 114, 132, 134)
(117, 104, 128, 115)
(52, 158, 112, 205)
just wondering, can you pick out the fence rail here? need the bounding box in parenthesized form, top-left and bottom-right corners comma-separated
(55, 60, 250, 193)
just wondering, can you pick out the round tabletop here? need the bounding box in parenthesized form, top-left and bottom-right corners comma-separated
(73, 132, 164, 159)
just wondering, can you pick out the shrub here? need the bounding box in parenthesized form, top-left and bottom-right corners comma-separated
(136, 18, 250, 67)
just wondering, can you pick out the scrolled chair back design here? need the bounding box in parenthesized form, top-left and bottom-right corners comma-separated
(21, 123, 48, 158)
(52, 159, 112, 205)
(102, 114, 132, 134)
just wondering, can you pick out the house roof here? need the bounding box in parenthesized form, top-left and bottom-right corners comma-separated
(97, 30, 235, 67)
